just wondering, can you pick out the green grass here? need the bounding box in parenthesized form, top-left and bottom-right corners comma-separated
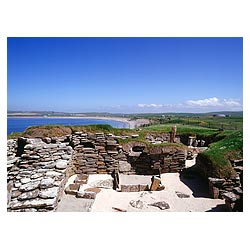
(141, 123, 218, 136)
(198, 131, 243, 178)
(148, 115, 243, 131)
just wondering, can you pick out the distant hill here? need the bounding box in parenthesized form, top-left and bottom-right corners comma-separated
(7, 110, 243, 118)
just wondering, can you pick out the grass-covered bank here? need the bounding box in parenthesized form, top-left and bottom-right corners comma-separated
(196, 131, 243, 179)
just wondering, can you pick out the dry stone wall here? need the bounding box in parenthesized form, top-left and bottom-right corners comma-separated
(208, 159, 243, 211)
(7, 137, 73, 212)
(7, 132, 187, 212)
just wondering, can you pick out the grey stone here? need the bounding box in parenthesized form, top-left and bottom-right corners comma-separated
(208, 177, 226, 186)
(148, 201, 170, 210)
(175, 191, 190, 198)
(7, 158, 19, 165)
(129, 200, 144, 209)
(222, 192, 238, 202)
(26, 138, 43, 144)
(43, 144, 58, 149)
(55, 159, 68, 169)
(40, 177, 55, 189)
(39, 187, 59, 198)
(20, 178, 31, 184)
(9, 198, 57, 210)
(30, 173, 44, 179)
(14, 182, 22, 188)
(61, 155, 71, 160)
(45, 171, 63, 177)
(118, 161, 131, 172)
(19, 181, 40, 192)
(11, 190, 22, 198)
(17, 189, 39, 201)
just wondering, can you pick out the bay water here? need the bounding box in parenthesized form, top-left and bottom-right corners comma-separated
(7, 117, 129, 135)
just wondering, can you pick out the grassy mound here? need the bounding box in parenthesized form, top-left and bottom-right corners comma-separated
(196, 131, 243, 178)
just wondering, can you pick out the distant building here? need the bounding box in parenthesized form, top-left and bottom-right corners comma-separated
(213, 114, 226, 117)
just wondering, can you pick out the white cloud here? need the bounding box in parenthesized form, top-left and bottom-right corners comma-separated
(223, 99, 241, 107)
(185, 97, 221, 106)
(185, 97, 241, 108)
(136, 97, 242, 112)
(138, 103, 164, 108)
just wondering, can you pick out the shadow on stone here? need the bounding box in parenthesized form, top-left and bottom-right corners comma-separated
(180, 169, 210, 198)
(205, 204, 228, 212)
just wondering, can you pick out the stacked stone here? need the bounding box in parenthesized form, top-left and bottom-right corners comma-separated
(208, 159, 243, 211)
(71, 132, 121, 175)
(162, 150, 186, 173)
(7, 139, 19, 171)
(128, 148, 186, 175)
(7, 137, 73, 212)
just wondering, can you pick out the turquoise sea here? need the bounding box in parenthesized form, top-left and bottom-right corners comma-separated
(7, 117, 129, 135)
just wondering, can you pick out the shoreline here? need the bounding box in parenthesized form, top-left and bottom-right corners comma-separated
(7, 115, 151, 129)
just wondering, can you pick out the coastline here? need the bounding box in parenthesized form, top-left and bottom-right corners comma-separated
(7, 116, 151, 129)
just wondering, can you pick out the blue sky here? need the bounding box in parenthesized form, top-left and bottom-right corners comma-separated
(7, 37, 243, 113)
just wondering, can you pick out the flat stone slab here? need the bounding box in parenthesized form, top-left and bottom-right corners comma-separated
(175, 191, 190, 198)
(119, 174, 151, 186)
(56, 193, 94, 212)
(55, 160, 68, 169)
(148, 201, 170, 210)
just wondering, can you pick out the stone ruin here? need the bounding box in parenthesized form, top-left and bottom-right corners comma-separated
(7, 131, 186, 212)
(7, 130, 243, 212)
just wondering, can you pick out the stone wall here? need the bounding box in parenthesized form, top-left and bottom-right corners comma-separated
(7, 132, 187, 212)
(70, 132, 130, 175)
(208, 159, 243, 211)
(7, 139, 19, 170)
(7, 137, 73, 212)
(70, 133, 186, 176)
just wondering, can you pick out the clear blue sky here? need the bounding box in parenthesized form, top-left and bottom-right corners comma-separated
(7, 37, 243, 113)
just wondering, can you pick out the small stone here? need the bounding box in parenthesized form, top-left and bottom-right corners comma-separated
(39, 187, 59, 199)
(30, 173, 44, 179)
(19, 181, 40, 192)
(20, 178, 31, 184)
(40, 177, 55, 189)
(55, 159, 68, 169)
(11, 190, 22, 198)
(129, 200, 144, 209)
(17, 189, 39, 201)
(208, 177, 226, 186)
(175, 191, 190, 198)
(9, 198, 57, 210)
(118, 161, 131, 172)
(222, 192, 238, 202)
(148, 201, 170, 210)
(45, 171, 63, 177)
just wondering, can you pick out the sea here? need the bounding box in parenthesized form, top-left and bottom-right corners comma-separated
(7, 117, 129, 135)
